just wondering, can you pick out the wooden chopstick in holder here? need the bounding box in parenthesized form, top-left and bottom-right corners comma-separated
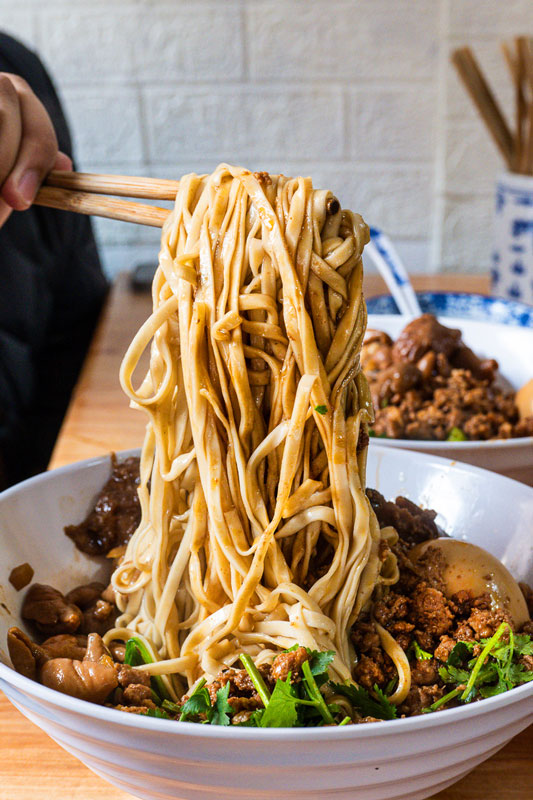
(502, 41, 526, 172)
(451, 47, 514, 168)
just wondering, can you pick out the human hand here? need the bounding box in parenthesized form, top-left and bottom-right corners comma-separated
(0, 72, 72, 227)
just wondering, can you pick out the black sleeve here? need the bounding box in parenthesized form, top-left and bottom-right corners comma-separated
(0, 33, 108, 484)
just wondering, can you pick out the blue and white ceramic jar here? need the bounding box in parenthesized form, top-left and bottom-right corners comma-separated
(492, 172, 533, 306)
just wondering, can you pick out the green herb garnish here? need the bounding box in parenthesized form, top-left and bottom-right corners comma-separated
(315, 404, 328, 415)
(210, 681, 233, 726)
(423, 624, 533, 712)
(368, 429, 389, 439)
(330, 682, 397, 720)
(124, 637, 172, 702)
(446, 426, 467, 442)
(412, 640, 433, 661)
(240, 653, 272, 707)
(142, 706, 171, 719)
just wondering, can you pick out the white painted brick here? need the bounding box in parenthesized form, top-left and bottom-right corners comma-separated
(37, 7, 139, 84)
(440, 195, 493, 272)
(0, 4, 38, 49)
(350, 1, 439, 80)
(445, 123, 501, 196)
(60, 87, 143, 163)
(248, 1, 438, 80)
(247, 2, 356, 79)
(348, 86, 436, 162)
(135, 3, 243, 81)
(143, 87, 343, 161)
(449, 0, 533, 37)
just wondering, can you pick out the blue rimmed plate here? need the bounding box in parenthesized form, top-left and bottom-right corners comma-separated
(366, 291, 533, 327)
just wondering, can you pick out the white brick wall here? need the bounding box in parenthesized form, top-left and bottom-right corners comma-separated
(1, 0, 532, 277)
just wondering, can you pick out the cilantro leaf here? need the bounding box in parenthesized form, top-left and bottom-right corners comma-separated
(314, 404, 327, 415)
(307, 649, 335, 686)
(179, 679, 211, 722)
(513, 635, 533, 657)
(412, 640, 432, 661)
(330, 682, 397, 720)
(210, 682, 233, 726)
(439, 665, 470, 685)
(260, 678, 300, 728)
(445, 641, 473, 667)
(143, 707, 171, 719)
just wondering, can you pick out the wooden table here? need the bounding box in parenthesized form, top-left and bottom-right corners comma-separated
(2, 273, 532, 800)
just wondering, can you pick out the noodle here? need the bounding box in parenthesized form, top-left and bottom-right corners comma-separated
(107, 164, 402, 697)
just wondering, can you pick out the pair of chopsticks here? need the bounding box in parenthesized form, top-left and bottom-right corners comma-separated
(451, 39, 533, 174)
(34, 171, 178, 226)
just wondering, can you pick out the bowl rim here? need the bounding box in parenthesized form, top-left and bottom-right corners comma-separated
(1, 447, 532, 739)
(365, 290, 533, 319)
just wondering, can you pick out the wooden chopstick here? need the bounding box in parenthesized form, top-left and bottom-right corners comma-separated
(502, 41, 526, 172)
(517, 37, 533, 174)
(451, 46, 514, 168)
(44, 170, 180, 200)
(34, 185, 170, 227)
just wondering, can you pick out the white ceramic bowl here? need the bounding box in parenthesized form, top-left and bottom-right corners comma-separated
(367, 314, 533, 484)
(0, 449, 532, 800)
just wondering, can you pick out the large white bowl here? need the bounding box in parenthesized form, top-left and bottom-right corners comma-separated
(367, 315, 533, 484)
(0, 449, 532, 800)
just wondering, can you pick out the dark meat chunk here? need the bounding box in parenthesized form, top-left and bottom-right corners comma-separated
(411, 658, 439, 686)
(373, 592, 410, 627)
(366, 489, 439, 546)
(78, 598, 116, 637)
(231, 710, 254, 725)
(65, 582, 106, 608)
(372, 405, 405, 438)
(7, 627, 47, 679)
(270, 646, 309, 682)
(520, 654, 533, 671)
(65, 455, 141, 556)
(354, 654, 386, 689)
(22, 584, 82, 636)
(370, 363, 421, 410)
(410, 584, 453, 637)
(116, 663, 151, 688)
(465, 607, 511, 640)
(9, 563, 34, 591)
(392, 314, 461, 363)
(114, 703, 156, 714)
(109, 641, 126, 662)
(65, 582, 117, 637)
(453, 343, 498, 381)
(205, 665, 272, 706)
(227, 695, 263, 713)
(434, 635, 457, 663)
(41, 634, 87, 661)
(399, 684, 445, 716)
(122, 683, 153, 706)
